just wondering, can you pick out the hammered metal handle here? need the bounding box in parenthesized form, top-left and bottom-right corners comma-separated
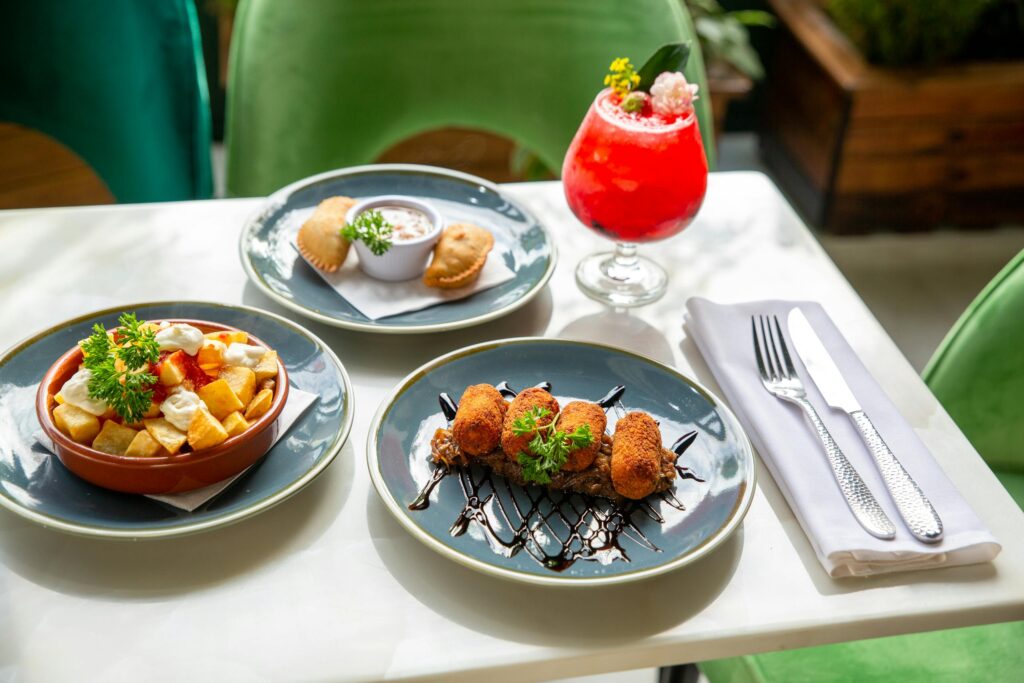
(850, 410, 943, 543)
(793, 397, 896, 540)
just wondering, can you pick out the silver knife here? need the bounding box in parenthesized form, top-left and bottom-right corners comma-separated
(788, 308, 944, 543)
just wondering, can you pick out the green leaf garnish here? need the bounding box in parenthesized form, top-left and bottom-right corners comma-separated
(341, 209, 393, 256)
(80, 313, 160, 423)
(636, 42, 692, 92)
(511, 406, 595, 485)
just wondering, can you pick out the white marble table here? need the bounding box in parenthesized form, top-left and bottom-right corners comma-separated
(1, 173, 1021, 682)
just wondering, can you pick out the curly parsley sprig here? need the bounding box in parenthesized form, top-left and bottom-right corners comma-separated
(341, 209, 394, 256)
(512, 406, 595, 485)
(79, 313, 160, 423)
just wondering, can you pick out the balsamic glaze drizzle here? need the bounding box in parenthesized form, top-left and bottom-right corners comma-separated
(410, 381, 703, 572)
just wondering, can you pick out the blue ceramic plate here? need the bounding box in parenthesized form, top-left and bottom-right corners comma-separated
(0, 302, 353, 539)
(367, 338, 756, 586)
(240, 164, 557, 334)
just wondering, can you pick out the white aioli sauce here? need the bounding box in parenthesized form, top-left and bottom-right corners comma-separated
(377, 206, 433, 242)
(224, 343, 265, 368)
(56, 368, 109, 416)
(160, 388, 203, 431)
(155, 323, 204, 356)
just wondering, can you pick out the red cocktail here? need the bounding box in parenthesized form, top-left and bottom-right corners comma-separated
(563, 87, 708, 306)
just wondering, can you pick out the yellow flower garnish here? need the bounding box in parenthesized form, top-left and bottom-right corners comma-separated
(604, 57, 639, 97)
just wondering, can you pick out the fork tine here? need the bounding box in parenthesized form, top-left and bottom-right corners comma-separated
(773, 316, 798, 379)
(764, 316, 786, 380)
(751, 317, 769, 381)
(760, 316, 781, 381)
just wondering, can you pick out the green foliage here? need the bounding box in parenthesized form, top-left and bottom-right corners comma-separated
(512, 407, 595, 485)
(827, 0, 996, 66)
(81, 313, 159, 424)
(685, 0, 774, 80)
(341, 209, 394, 256)
(636, 42, 692, 91)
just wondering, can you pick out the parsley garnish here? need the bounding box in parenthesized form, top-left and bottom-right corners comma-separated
(341, 209, 393, 256)
(512, 406, 595, 485)
(80, 313, 160, 423)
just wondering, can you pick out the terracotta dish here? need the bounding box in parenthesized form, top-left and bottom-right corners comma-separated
(36, 320, 289, 494)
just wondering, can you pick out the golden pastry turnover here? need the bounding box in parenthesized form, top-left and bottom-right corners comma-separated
(296, 196, 357, 272)
(423, 223, 494, 289)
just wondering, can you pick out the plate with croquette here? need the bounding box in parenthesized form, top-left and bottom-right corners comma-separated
(367, 337, 755, 586)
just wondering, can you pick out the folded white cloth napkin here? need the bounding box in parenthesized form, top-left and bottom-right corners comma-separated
(685, 298, 1001, 578)
(290, 212, 515, 320)
(38, 388, 317, 512)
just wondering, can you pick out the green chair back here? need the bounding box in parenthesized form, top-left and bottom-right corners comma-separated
(1, 0, 213, 203)
(699, 249, 1024, 683)
(225, 0, 714, 197)
(923, 248, 1024, 475)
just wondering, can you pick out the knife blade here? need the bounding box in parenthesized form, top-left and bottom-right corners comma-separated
(786, 307, 944, 543)
(787, 308, 860, 412)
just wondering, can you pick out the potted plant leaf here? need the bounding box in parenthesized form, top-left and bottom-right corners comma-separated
(685, 0, 775, 141)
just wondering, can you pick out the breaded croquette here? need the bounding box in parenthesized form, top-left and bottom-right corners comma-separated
(611, 411, 663, 499)
(556, 401, 606, 472)
(451, 384, 506, 456)
(501, 387, 560, 460)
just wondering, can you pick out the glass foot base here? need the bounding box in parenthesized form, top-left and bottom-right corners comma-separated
(575, 249, 667, 308)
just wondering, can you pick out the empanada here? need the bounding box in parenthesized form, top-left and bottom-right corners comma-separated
(296, 196, 356, 272)
(423, 223, 494, 289)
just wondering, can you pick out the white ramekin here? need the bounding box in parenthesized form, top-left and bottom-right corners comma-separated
(346, 195, 443, 281)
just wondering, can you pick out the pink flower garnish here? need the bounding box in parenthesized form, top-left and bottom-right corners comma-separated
(650, 72, 699, 116)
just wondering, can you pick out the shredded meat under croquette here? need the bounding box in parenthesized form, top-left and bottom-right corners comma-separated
(432, 428, 676, 505)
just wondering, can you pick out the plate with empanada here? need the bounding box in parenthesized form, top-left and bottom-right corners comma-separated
(240, 165, 556, 334)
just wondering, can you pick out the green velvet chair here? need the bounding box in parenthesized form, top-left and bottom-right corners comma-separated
(225, 0, 714, 197)
(0, 0, 213, 203)
(700, 249, 1024, 683)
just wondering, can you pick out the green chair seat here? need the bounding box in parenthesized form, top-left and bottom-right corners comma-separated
(225, 0, 714, 197)
(1, 0, 212, 203)
(994, 470, 1024, 509)
(700, 621, 1024, 683)
(701, 249, 1024, 683)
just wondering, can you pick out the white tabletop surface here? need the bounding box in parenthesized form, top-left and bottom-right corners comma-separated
(1, 173, 1022, 682)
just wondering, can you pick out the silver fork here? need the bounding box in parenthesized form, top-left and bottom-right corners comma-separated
(753, 315, 896, 540)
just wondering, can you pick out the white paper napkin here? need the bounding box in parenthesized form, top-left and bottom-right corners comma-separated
(38, 388, 317, 512)
(685, 298, 1001, 578)
(293, 240, 515, 320)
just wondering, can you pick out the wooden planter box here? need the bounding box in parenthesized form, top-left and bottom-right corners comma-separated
(764, 0, 1024, 233)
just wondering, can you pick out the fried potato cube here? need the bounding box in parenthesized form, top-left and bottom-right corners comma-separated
(197, 379, 244, 420)
(125, 401, 163, 429)
(125, 430, 163, 458)
(244, 388, 273, 421)
(54, 392, 65, 405)
(221, 411, 249, 438)
(52, 403, 101, 444)
(91, 420, 138, 456)
(197, 339, 227, 373)
(254, 350, 279, 382)
(204, 330, 248, 345)
(220, 366, 256, 406)
(158, 350, 187, 386)
(187, 407, 229, 451)
(143, 418, 188, 455)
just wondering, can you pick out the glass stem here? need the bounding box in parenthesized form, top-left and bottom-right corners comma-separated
(605, 242, 639, 281)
